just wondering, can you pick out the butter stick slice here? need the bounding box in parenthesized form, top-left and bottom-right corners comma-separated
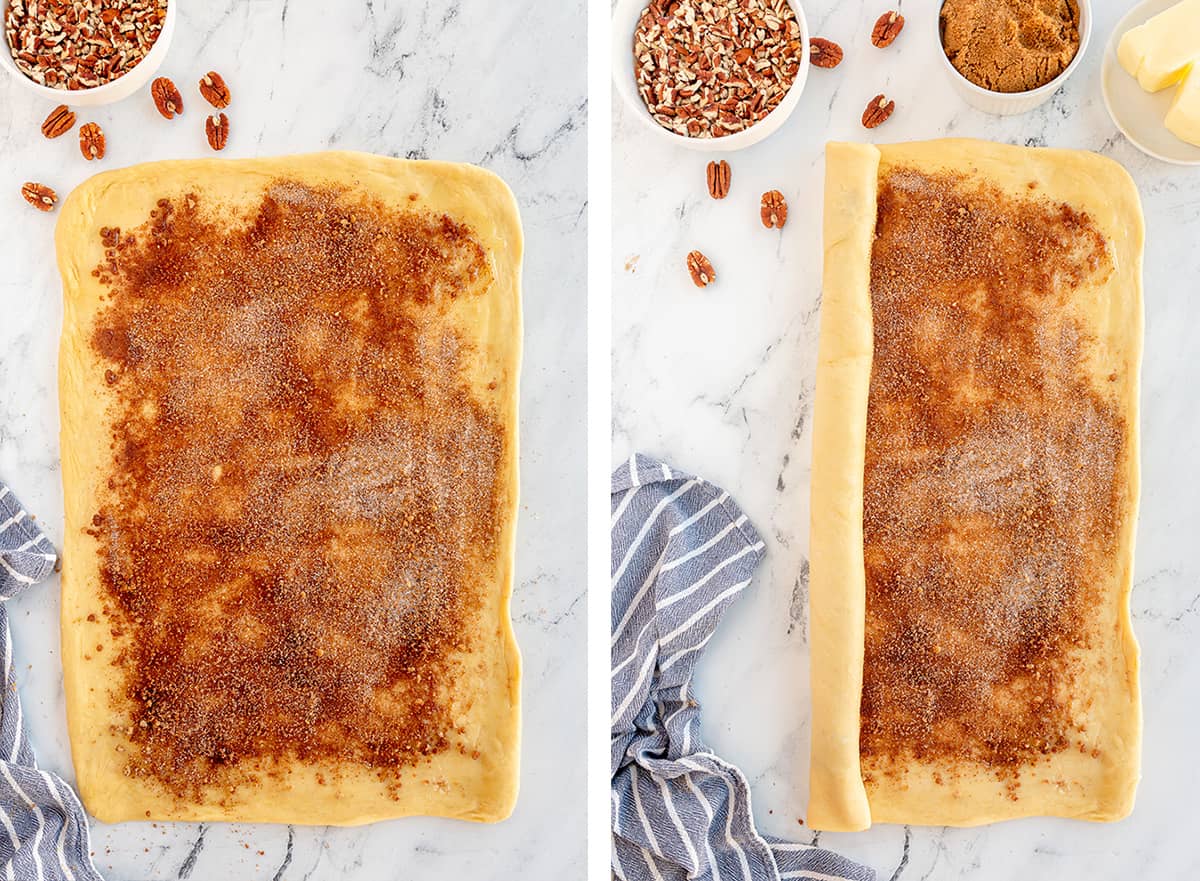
(1166, 65, 1200, 145)
(1117, 0, 1200, 92)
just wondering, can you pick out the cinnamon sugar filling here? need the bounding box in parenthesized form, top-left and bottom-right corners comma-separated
(86, 182, 506, 798)
(860, 167, 1126, 784)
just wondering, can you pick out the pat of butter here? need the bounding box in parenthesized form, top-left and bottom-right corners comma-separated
(1166, 66, 1200, 145)
(1117, 0, 1200, 92)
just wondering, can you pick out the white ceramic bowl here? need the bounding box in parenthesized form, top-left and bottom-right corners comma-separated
(0, 0, 176, 106)
(1101, 0, 1200, 165)
(611, 0, 810, 152)
(935, 0, 1090, 116)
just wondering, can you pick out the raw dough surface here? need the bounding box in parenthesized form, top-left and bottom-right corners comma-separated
(56, 152, 522, 825)
(809, 139, 1142, 831)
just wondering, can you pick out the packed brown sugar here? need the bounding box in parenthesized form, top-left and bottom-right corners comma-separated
(85, 182, 506, 798)
(859, 167, 1126, 785)
(940, 0, 1080, 93)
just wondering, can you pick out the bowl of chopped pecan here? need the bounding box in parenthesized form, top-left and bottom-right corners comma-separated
(614, 0, 810, 151)
(1, 0, 175, 106)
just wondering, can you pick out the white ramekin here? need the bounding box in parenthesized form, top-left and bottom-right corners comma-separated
(611, 0, 811, 152)
(0, 0, 176, 107)
(935, 0, 1091, 116)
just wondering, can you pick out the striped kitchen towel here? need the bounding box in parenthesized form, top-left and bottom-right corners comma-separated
(611, 454, 873, 881)
(0, 483, 103, 881)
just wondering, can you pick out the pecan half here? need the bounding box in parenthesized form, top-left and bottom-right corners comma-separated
(79, 122, 106, 160)
(760, 190, 787, 228)
(21, 182, 57, 212)
(151, 76, 183, 119)
(706, 160, 731, 199)
(686, 250, 715, 288)
(862, 94, 896, 128)
(41, 104, 76, 139)
(871, 11, 905, 48)
(198, 71, 231, 109)
(206, 112, 230, 151)
(809, 38, 844, 69)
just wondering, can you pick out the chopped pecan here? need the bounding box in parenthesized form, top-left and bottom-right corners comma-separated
(862, 94, 896, 128)
(41, 104, 77, 139)
(21, 182, 57, 212)
(206, 112, 230, 151)
(198, 71, 231, 109)
(760, 190, 787, 228)
(809, 38, 844, 69)
(871, 11, 905, 48)
(686, 250, 716, 288)
(151, 76, 183, 119)
(634, 0, 804, 139)
(706, 160, 731, 199)
(6, 0, 167, 91)
(79, 122, 106, 160)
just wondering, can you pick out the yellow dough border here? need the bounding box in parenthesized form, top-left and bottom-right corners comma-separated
(808, 139, 1143, 831)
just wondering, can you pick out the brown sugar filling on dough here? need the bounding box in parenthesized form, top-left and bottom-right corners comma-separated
(859, 166, 1126, 788)
(940, 0, 1080, 93)
(86, 182, 506, 799)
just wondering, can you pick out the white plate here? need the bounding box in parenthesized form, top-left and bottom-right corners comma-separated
(1101, 0, 1200, 165)
(611, 0, 810, 153)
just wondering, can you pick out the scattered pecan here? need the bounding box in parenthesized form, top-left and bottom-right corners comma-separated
(79, 122, 105, 160)
(41, 105, 76, 139)
(198, 71, 231, 109)
(862, 94, 896, 128)
(760, 190, 787, 228)
(206, 112, 230, 151)
(706, 160, 731, 199)
(871, 11, 905, 48)
(686, 250, 715, 288)
(151, 77, 183, 119)
(809, 38, 844, 69)
(21, 182, 57, 212)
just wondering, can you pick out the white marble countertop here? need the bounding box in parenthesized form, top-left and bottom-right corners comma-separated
(613, 1, 1200, 878)
(0, 1, 585, 878)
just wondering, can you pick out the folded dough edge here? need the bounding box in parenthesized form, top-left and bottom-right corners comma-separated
(807, 141, 879, 833)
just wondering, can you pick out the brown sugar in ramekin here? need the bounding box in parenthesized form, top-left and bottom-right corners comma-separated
(940, 0, 1080, 93)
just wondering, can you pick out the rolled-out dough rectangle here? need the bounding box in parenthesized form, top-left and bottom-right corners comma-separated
(57, 152, 522, 825)
(809, 139, 1142, 831)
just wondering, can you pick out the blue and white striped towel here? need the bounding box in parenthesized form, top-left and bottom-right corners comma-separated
(0, 483, 102, 881)
(611, 454, 873, 881)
